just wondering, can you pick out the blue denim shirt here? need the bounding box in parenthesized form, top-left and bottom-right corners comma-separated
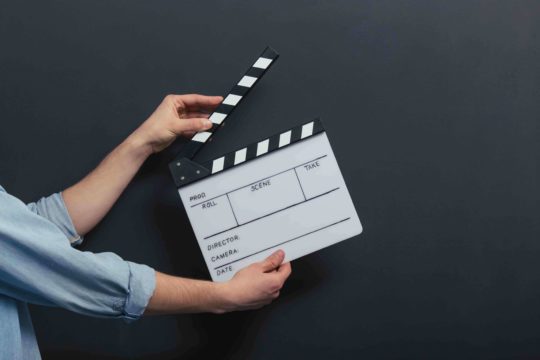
(0, 185, 156, 360)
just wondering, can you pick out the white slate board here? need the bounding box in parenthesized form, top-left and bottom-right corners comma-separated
(178, 131, 362, 281)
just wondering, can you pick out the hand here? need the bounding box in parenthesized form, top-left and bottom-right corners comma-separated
(130, 94, 223, 154)
(218, 250, 292, 312)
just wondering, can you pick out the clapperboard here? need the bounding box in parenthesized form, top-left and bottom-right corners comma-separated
(169, 47, 362, 281)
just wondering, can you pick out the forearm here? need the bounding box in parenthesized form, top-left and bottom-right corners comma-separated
(63, 134, 151, 235)
(145, 272, 230, 315)
(62, 94, 217, 236)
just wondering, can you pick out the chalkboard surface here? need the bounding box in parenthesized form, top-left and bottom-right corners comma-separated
(0, 1, 539, 359)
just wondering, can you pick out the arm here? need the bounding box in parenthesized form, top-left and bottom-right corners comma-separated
(1, 189, 290, 318)
(63, 94, 220, 235)
(0, 190, 155, 320)
(147, 250, 291, 314)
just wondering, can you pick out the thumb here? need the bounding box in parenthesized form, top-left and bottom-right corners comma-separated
(260, 250, 285, 272)
(172, 118, 213, 134)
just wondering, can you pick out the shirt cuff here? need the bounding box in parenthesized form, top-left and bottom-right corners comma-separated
(120, 262, 156, 322)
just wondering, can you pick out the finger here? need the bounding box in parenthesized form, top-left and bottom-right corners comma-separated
(185, 111, 211, 119)
(194, 102, 221, 113)
(277, 262, 292, 281)
(176, 94, 223, 110)
(260, 250, 285, 272)
(182, 131, 196, 138)
(272, 262, 292, 283)
(245, 303, 267, 311)
(171, 117, 212, 134)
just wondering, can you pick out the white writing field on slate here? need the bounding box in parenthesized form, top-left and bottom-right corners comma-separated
(178, 132, 362, 281)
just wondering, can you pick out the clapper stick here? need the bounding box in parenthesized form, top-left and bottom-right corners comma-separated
(198, 118, 325, 177)
(169, 46, 279, 187)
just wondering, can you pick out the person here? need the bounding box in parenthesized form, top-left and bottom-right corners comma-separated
(0, 94, 292, 359)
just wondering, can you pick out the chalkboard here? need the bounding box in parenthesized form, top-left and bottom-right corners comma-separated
(0, 1, 539, 359)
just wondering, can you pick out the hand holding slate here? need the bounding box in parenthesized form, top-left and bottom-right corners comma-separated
(131, 94, 222, 153)
(146, 250, 291, 314)
(218, 250, 292, 311)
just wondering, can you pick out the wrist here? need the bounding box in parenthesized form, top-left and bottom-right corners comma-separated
(212, 282, 235, 314)
(123, 133, 153, 160)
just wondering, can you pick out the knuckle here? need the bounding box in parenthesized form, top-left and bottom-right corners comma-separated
(269, 279, 282, 292)
(264, 287, 274, 296)
(264, 283, 276, 295)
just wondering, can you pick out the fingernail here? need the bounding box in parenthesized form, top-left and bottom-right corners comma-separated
(204, 119, 212, 129)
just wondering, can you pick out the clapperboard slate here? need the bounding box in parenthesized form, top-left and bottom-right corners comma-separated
(169, 47, 362, 281)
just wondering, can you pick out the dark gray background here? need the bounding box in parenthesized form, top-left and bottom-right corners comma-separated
(1, 0, 539, 359)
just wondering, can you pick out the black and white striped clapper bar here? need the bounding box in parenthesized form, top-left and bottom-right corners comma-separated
(169, 47, 362, 282)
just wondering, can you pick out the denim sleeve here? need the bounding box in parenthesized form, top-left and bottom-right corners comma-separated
(26, 192, 83, 246)
(0, 189, 156, 321)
